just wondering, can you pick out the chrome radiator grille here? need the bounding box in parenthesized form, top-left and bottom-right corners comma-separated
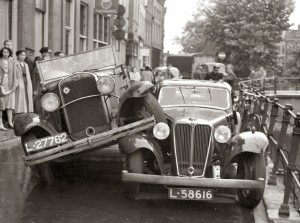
(174, 124, 212, 176)
(59, 73, 110, 140)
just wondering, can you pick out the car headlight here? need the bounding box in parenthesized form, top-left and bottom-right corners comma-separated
(97, 76, 115, 94)
(41, 93, 60, 112)
(214, 125, 231, 143)
(153, 122, 170, 140)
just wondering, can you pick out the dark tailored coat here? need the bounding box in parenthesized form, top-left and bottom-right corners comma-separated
(0, 58, 16, 110)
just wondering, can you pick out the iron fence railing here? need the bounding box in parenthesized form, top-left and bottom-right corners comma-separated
(238, 78, 300, 216)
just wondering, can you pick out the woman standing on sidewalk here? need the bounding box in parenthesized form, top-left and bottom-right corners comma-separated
(0, 47, 16, 130)
(14, 49, 33, 114)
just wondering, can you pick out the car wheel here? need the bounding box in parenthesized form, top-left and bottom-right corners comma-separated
(236, 153, 266, 208)
(125, 150, 143, 199)
(22, 133, 55, 186)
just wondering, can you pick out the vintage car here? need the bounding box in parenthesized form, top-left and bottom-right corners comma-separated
(119, 79, 268, 208)
(14, 46, 159, 186)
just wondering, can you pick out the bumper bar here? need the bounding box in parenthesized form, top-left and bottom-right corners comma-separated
(122, 170, 265, 189)
(24, 117, 156, 166)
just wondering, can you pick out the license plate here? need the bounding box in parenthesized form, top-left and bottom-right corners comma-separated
(168, 188, 214, 200)
(25, 132, 69, 152)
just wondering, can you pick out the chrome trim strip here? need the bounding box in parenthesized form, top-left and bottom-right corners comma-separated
(59, 94, 101, 109)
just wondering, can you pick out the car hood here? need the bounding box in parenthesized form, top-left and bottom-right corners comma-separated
(163, 107, 230, 123)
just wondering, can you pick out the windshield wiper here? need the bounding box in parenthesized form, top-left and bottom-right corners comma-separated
(179, 87, 186, 104)
(208, 88, 212, 100)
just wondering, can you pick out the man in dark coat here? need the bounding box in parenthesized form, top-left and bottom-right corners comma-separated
(204, 65, 224, 81)
(24, 47, 35, 75)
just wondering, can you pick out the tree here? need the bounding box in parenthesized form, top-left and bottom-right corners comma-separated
(180, 0, 295, 77)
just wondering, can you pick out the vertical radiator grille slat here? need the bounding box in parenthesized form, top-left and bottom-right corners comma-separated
(174, 124, 212, 176)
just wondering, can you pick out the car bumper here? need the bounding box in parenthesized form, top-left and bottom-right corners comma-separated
(24, 117, 156, 166)
(122, 170, 265, 189)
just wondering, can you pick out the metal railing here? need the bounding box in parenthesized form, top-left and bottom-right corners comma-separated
(238, 78, 300, 216)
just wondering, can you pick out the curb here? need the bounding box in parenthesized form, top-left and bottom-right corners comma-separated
(0, 137, 21, 149)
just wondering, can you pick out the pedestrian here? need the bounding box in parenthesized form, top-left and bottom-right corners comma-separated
(204, 64, 223, 81)
(0, 47, 16, 130)
(24, 47, 35, 75)
(192, 64, 204, 80)
(54, 51, 65, 57)
(140, 66, 154, 83)
(224, 64, 238, 88)
(129, 66, 141, 83)
(14, 49, 34, 114)
(39, 47, 52, 60)
(162, 63, 176, 80)
(248, 67, 256, 79)
(256, 66, 267, 87)
(3, 39, 14, 59)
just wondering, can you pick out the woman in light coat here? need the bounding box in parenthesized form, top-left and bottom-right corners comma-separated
(15, 49, 33, 114)
(0, 47, 16, 130)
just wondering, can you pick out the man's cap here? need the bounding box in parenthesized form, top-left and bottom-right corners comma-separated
(213, 64, 220, 69)
(39, 47, 52, 54)
(25, 47, 35, 52)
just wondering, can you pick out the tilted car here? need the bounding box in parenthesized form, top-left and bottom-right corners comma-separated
(119, 79, 268, 208)
(14, 46, 159, 186)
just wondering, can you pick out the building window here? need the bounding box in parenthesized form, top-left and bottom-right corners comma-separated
(93, 13, 110, 48)
(35, 0, 47, 51)
(0, 0, 13, 44)
(79, 2, 88, 52)
(65, 0, 74, 54)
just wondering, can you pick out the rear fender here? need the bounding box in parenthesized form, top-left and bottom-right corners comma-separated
(14, 113, 57, 136)
(223, 131, 268, 168)
(119, 133, 165, 173)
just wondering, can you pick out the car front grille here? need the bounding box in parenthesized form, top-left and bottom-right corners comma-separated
(174, 123, 212, 177)
(59, 73, 110, 140)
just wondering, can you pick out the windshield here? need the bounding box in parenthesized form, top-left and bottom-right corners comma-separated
(158, 86, 230, 109)
(37, 46, 117, 82)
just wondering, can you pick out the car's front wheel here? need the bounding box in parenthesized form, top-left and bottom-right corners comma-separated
(22, 133, 55, 186)
(236, 153, 266, 208)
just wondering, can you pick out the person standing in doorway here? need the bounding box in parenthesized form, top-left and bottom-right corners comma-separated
(14, 49, 33, 114)
(0, 47, 16, 130)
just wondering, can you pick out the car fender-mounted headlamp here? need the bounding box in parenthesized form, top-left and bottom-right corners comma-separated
(41, 93, 60, 112)
(97, 76, 115, 94)
(153, 122, 170, 140)
(214, 125, 231, 143)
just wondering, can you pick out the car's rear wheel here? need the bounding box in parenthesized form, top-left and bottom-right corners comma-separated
(22, 133, 55, 186)
(236, 153, 266, 208)
(125, 150, 143, 199)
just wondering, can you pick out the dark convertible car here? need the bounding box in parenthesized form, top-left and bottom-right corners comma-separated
(119, 79, 268, 208)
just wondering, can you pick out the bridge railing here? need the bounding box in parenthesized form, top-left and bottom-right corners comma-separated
(239, 77, 300, 95)
(238, 79, 300, 216)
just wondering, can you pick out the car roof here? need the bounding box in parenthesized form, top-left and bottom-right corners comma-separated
(159, 79, 232, 91)
(201, 62, 225, 67)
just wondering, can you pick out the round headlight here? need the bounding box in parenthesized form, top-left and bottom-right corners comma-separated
(214, 125, 231, 143)
(41, 93, 60, 112)
(97, 76, 115, 94)
(153, 122, 170, 140)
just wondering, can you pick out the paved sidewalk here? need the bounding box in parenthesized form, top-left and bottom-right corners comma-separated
(0, 132, 300, 222)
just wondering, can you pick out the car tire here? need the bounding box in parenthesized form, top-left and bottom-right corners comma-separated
(236, 153, 266, 208)
(125, 149, 143, 199)
(22, 133, 55, 187)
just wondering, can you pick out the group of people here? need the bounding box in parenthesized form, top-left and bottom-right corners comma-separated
(126, 63, 178, 85)
(0, 39, 64, 131)
(248, 66, 267, 80)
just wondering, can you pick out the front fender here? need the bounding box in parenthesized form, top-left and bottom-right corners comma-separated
(118, 133, 165, 173)
(14, 113, 57, 136)
(224, 131, 268, 166)
(118, 81, 154, 109)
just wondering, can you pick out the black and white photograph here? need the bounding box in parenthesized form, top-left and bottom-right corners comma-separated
(0, 0, 300, 222)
